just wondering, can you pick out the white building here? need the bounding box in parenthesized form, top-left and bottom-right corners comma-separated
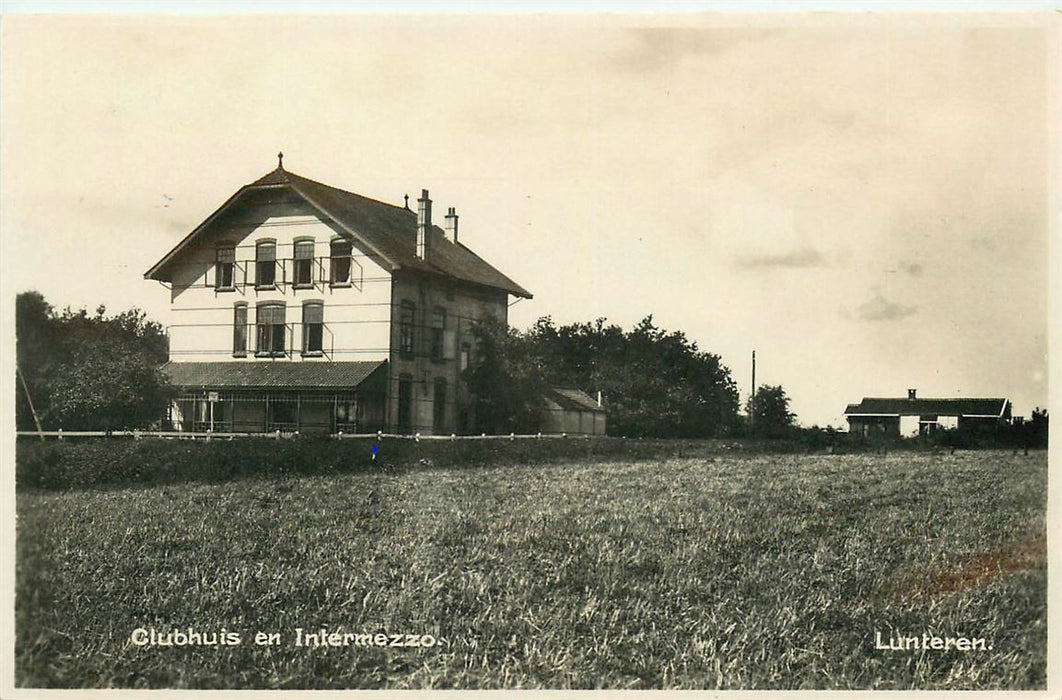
(145, 156, 531, 434)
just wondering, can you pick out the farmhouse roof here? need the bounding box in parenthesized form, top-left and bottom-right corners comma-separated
(144, 164, 532, 299)
(162, 360, 386, 390)
(844, 397, 1009, 418)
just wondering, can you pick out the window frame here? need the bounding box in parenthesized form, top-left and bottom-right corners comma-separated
(301, 300, 324, 357)
(430, 306, 446, 363)
(398, 300, 415, 359)
(255, 301, 287, 357)
(215, 244, 236, 291)
(232, 302, 248, 357)
(293, 237, 315, 289)
(329, 237, 352, 287)
(255, 239, 277, 290)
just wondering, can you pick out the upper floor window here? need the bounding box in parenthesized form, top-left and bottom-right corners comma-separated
(255, 240, 276, 289)
(330, 239, 352, 285)
(293, 238, 315, 289)
(215, 245, 235, 290)
(233, 302, 248, 357)
(302, 301, 324, 356)
(430, 307, 446, 362)
(399, 301, 415, 358)
(256, 302, 286, 357)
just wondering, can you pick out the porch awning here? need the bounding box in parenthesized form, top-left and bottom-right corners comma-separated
(162, 360, 386, 390)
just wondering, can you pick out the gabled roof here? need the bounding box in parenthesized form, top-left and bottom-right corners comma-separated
(145, 165, 532, 298)
(163, 360, 386, 390)
(844, 397, 1009, 418)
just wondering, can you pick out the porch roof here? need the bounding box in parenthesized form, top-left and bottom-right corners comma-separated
(162, 360, 386, 390)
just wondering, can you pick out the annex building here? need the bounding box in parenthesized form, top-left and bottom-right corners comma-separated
(145, 156, 531, 435)
(844, 389, 1011, 438)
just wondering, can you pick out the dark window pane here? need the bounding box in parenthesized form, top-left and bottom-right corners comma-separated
(330, 240, 352, 284)
(233, 305, 247, 355)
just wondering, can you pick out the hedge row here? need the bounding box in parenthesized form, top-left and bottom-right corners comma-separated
(15, 431, 1038, 491)
(15, 436, 717, 491)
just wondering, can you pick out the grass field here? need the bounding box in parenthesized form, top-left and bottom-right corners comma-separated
(16, 449, 1046, 689)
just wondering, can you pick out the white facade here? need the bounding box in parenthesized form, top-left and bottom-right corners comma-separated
(167, 215, 391, 364)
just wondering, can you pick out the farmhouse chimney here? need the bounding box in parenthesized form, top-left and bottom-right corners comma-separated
(444, 207, 459, 244)
(908, 388, 917, 400)
(417, 189, 432, 259)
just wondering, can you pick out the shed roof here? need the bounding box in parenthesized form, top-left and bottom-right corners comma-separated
(163, 360, 386, 390)
(844, 397, 1009, 418)
(145, 165, 532, 298)
(548, 388, 605, 413)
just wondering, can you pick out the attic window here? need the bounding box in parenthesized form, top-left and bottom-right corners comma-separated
(215, 246, 235, 291)
(255, 240, 277, 289)
(293, 238, 315, 289)
(330, 239, 352, 286)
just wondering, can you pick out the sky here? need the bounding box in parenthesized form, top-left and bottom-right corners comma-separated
(1, 11, 1057, 428)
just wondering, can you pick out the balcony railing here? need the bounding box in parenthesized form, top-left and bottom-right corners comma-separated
(207, 255, 363, 293)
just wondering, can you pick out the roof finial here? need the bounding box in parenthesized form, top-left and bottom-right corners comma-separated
(277, 151, 284, 170)
(404, 194, 409, 209)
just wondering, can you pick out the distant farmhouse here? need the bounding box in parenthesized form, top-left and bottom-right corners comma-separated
(145, 156, 538, 435)
(844, 389, 1011, 438)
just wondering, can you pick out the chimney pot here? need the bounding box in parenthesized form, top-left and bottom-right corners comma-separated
(444, 206, 459, 244)
(908, 388, 917, 400)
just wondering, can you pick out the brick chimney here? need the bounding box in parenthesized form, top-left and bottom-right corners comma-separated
(416, 189, 431, 259)
(908, 388, 917, 400)
(444, 207, 459, 244)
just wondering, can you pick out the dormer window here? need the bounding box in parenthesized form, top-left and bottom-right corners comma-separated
(330, 239, 352, 286)
(215, 245, 235, 290)
(255, 240, 276, 289)
(293, 238, 315, 289)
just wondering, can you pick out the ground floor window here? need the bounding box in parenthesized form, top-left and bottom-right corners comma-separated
(398, 375, 413, 433)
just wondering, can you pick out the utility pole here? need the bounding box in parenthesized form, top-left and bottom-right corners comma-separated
(750, 350, 756, 430)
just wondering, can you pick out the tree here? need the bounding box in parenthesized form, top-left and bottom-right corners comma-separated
(468, 314, 740, 437)
(15, 292, 174, 431)
(464, 315, 548, 434)
(747, 384, 796, 438)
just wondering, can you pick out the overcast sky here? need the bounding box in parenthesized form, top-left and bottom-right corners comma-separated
(2, 12, 1056, 427)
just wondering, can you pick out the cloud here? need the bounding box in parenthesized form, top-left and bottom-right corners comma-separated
(737, 247, 827, 270)
(855, 293, 919, 321)
(611, 27, 778, 72)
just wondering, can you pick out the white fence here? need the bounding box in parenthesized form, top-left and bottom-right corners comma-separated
(16, 430, 594, 441)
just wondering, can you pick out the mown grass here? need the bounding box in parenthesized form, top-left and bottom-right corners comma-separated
(16, 450, 1046, 689)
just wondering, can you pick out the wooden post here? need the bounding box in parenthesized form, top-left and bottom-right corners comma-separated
(16, 364, 44, 440)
